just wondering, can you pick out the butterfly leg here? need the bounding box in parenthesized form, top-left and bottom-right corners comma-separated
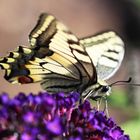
(96, 98, 102, 111)
(103, 97, 109, 117)
(83, 90, 92, 100)
(91, 96, 109, 117)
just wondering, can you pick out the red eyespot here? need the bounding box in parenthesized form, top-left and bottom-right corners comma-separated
(18, 76, 33, 84)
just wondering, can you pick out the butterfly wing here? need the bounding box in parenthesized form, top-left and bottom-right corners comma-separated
(80, 31, 124, 80)
(0, 13, 97, 93)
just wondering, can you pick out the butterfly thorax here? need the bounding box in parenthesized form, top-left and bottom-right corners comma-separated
(82, 79, 111, 100)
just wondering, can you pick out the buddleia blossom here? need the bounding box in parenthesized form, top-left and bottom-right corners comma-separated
(0, 92, 129, 140)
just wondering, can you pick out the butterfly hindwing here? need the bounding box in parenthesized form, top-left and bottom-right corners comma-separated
(0, 46, 48, 84)
(0, 45, 89, 93)
(80, 31, 124, 80)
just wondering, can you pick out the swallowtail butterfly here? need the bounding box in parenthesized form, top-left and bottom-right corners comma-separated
(0, 13, 124, 100)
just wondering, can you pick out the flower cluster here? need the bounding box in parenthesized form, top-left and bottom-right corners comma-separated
(0, 92, 130, 140)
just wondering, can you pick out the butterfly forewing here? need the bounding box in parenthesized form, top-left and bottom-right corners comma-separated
(80, 31, 124, 80)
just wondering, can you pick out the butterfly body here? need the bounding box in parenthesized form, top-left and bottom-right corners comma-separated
(0, 13, 124, 99)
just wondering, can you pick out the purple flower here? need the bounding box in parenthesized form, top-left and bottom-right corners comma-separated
(0, 92, 130, 140)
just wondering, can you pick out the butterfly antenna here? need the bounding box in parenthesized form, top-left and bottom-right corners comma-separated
(110, 77, 140, 87)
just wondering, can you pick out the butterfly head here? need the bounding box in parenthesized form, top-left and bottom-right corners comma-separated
(82, 79, 111, 100)
(82, 77, 134, 101)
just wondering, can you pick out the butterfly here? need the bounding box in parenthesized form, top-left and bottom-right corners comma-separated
(0, 13, 124, 100)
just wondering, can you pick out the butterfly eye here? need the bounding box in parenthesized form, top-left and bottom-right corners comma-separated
(101, 86, 110, 93)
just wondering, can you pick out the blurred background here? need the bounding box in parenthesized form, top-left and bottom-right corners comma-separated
(0, 0, 140, 139)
